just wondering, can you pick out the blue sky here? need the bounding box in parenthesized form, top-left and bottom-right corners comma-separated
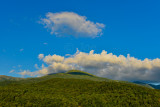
(1, 0, 160, 79)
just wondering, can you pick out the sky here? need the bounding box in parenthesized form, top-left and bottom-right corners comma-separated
(1, 0, 160, 81)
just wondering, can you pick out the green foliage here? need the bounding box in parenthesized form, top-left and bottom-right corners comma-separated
(0, 70, 159, 106)
(0, 78, 160, 106)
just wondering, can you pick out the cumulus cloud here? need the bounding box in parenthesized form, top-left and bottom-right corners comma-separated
(40, 12, 105, 38)
(42, 54, 64, 64)
(19, 50, 160, 82)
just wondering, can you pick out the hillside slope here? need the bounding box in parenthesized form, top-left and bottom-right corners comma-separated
(18, 70, 111, 84)
(0, 77, 160, 106)
(0, 70, 159, 106)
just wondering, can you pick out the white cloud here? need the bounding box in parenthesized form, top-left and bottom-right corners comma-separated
(40, 12, 105, 38)
(9, 70, 15, 73)
(38, 54, 44, 60)
(18, 50, 160, 82)
(43, 54, 64, 64)
(19, 62, 73, 77)
(18, 70, 34, 77)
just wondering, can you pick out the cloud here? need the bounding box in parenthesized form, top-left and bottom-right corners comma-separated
(18, 70, 34, 76)
(40, 12, 105, 38)
(18, 50, 160, 82)
(34, 64, 39, 69)
(9, 70, 15, 73)
(19, 62, 73, 77)
(38, 54, 44, 60)
(42, 54, 64, 64)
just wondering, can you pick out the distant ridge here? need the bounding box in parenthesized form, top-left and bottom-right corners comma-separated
(149, 84, 160, 89)
(132, 81, 154, 89)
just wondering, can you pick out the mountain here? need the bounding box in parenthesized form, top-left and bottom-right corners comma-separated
(0, 70, 160, 106)
(0, 70, 111, 86)
(132, 81, 154, 89)
(45, 70, 111, 81)
(132, 81, 160, 89)
(149, 84, 160, 89)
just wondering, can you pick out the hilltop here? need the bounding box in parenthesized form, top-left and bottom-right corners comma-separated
(0, 70, 110, 86)
(45, 70, 111, 82)
(0, 70, 157, 89)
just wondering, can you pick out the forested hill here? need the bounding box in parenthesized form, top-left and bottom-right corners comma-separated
(0, 70, 160, 106)
(0, 70, 111, 85)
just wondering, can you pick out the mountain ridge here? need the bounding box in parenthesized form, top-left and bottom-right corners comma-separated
(0, 70, 159, 89)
